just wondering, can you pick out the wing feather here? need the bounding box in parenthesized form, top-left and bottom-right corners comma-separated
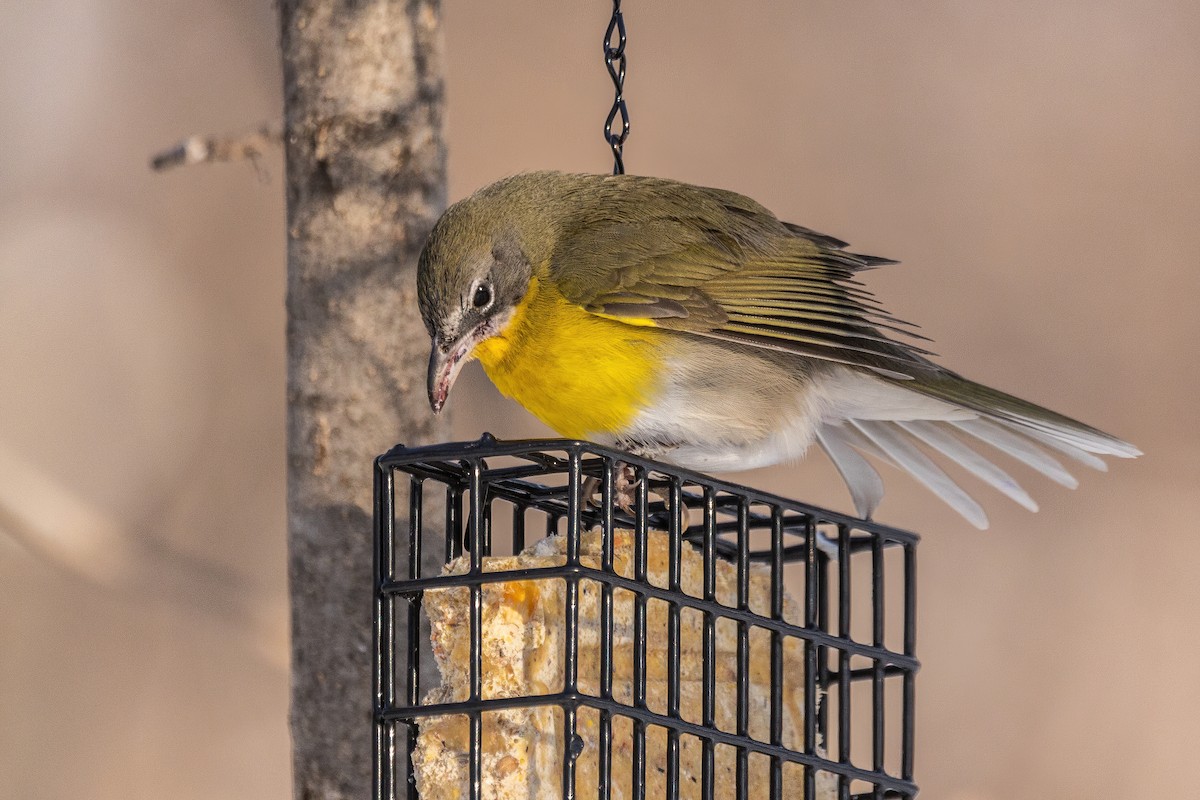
(548, 177, 926, 376)
(721, 302, 932, 342)
(716, 322, 924, 367)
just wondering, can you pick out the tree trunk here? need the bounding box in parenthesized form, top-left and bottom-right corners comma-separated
(278, 2, 447, 797)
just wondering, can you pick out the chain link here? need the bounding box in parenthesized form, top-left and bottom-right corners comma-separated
(603, 0, 629, 175)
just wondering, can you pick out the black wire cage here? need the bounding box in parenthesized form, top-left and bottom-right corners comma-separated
(374, 436, 919, 799)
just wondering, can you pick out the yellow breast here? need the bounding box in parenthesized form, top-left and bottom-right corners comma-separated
(471, 276, 665, 439)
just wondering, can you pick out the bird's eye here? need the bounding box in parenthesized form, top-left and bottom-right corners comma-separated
(472, 282, 493, 309)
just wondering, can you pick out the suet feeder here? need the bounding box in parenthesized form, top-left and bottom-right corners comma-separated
(373, 436, 919, 799)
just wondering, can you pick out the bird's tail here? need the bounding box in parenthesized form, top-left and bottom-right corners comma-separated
(905, 373, 1141, 460)
(814, 370, 1140, 528)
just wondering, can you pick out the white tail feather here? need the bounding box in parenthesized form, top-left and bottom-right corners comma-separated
(953, 418, 1079, 488)
(897, 420, 1038, 512)
(852, 420, 989, 530)
(816, 425, 885, 519)
(998, 421, 1109, 471)
(829, 419, 899, 467)
(984, 407, 1141, 457)
(804, 366, 1139, 527)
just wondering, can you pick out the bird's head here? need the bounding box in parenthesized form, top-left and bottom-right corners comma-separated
(417, 177, 553, 413)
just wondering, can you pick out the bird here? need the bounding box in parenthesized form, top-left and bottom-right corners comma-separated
(416, 171, 1140, 529)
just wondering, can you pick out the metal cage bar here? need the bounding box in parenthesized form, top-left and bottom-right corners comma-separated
(373, 436, 920, 800)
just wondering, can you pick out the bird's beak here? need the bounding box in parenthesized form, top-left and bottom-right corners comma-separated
(427, 334, 474, 414)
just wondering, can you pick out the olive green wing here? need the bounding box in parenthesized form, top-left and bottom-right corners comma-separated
(549, 177, 932, 378)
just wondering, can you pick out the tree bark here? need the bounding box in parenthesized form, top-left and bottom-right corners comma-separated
(278, 2, 447, 797)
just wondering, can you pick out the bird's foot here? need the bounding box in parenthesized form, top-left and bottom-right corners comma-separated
(582, 464, 696, 531)
(615, 462, 639, 512)
(583, 462, 641, 514)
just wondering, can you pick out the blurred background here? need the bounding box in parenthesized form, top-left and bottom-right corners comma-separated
(2, 1, 1197, 798)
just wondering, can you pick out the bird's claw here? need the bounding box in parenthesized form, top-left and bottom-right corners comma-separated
(583, 462, 640, 514)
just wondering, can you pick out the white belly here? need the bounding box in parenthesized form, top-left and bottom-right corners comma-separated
(598, 340, 828, 472)
(602, 351, 970, 473)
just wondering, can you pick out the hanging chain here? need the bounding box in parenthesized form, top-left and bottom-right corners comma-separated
(603, 0, 630, 175)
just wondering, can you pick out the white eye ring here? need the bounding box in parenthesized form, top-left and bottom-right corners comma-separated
(471, 281, 493, 310)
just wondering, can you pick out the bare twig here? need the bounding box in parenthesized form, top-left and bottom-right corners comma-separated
(150, 121, 282, 172)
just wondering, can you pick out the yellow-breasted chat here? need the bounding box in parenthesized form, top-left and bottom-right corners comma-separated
(417, 171, 1139, 528)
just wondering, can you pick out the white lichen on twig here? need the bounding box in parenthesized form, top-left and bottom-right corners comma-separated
(150, 121, 282, 173)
